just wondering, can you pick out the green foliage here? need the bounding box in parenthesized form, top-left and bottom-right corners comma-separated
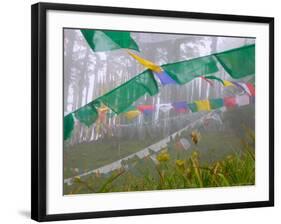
(64, 128, 255, 194)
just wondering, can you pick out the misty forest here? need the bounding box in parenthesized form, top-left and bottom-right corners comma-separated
(63, 29, 255, 194)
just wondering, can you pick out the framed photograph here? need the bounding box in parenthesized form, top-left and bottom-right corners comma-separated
(31, 2, 274, 222)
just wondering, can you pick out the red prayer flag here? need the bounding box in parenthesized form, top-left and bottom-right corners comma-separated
(137, 105, 155, 113)
(246, 83, 255, 96)
(224, 96, 236, 108)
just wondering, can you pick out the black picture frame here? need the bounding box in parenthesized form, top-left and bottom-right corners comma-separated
(31, 2, 274, 222)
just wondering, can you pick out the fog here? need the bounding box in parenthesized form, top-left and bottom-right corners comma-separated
(63, 30, 255, 183)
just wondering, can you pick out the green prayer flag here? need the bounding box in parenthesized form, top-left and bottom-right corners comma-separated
(214, 44, 255, 79)
(204, 75, 224, 85)
(209, 98, 224, 109)
(162, 55, 219, 84)
(81, 29, 139, 52)
(64, 113, 74, 140)
(74, 103, 98, 127)
(99, 70, 159, 114)
(187, 103, 198, 112)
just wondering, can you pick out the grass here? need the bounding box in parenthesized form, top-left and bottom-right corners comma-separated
(63, 129, 243, 179)
(64, 138, 158, 178)
(63, 127, 255, 194)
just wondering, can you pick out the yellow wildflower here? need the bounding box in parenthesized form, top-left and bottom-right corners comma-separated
(186, 167, 192, 179)
(191, 130, 201, 144)
(226, 155, 234, 161)
(213, 162, 221, 175)
(157, 150, 170, 162)
(73, 176, 81, 183)
(191, 151, 199, 158)
(176, 160, 185, 169)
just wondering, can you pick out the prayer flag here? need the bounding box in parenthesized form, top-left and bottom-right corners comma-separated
(125, 110, 140, 120)
(127, 51, 162, 73)
(194, 100, 211, 111)
(157, 103, 173, 113)
(187, 103, 198, 112)
(137, 105, 155, 114)
(236, 82, 255, 96)
(204, 75, 224, 85)
(162, 55, 219, 84)
(224, 96, 237, 108)
(223, 80, 235, 87)
(172, 101, 188, 113)
(200, 76, 214, 86)
(81, 30, 139, 52)
(98, 108, 108, 123)
(75, 104, 98, 127)
(64, 113, 74, 140)
(236, 94, 250, 106)
(154, 71, 177, 85)
(231, 81, 248, 93)
(209, 98, 224, 109)
(100, 70, 158, 114)
(214, 44, 255, 79)
(246, 83, 255, 96)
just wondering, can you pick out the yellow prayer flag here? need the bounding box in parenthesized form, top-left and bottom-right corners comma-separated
(99, 106, 109, 113)
(125, 110, 140, 120)
(223, 80, 235, 87)
(194, 100, 211, 111)
(127, 51, 162, 73)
